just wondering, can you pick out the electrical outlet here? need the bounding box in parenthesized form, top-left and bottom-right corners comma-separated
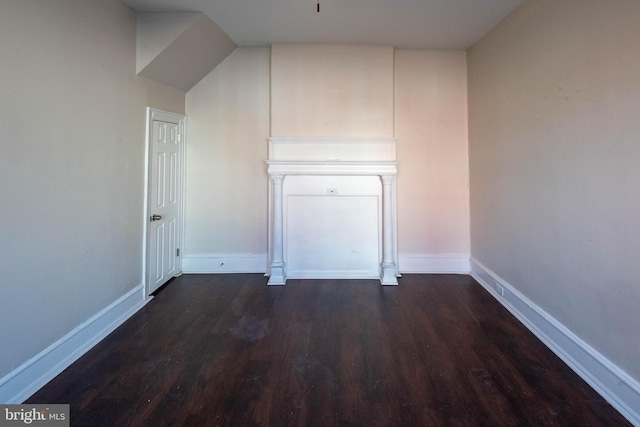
(496, 283, 504, 297)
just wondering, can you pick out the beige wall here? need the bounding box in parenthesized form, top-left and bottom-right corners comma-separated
(0, 0, 184, 378)
(468, 0, 640, 379)
(395, 50, 469, 254)
(185, 48, 271, 254)
(185, 45, 469, 261)
(271, 44, 394, 138)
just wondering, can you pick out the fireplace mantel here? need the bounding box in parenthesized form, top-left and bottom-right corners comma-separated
(266, 138, 399, 286)
(267, 160, 397, 176)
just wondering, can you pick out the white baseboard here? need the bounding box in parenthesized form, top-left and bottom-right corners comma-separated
(470, 258, 640, 427)
(182, 253, 268, 273)
(183, 253, 470, 275)
(286, 270, 380, 280)
(398, 253, 470, 274)
(0, 285, 149, 404)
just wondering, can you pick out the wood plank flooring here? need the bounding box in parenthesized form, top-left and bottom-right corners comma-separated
(27, 274, 631, 426)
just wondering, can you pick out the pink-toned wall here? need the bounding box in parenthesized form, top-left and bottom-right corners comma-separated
(185, 45, 469, 264)
(395, 50, 469, 255)
(270, 44, 394, 138)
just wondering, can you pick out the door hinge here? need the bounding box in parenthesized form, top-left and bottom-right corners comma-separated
(176, 248, 180, 257)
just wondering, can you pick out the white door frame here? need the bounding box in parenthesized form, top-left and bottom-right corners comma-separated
(142, 107, 187, 297)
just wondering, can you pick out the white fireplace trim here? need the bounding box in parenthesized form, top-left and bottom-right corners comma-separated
(267, 161, 397, 176)
(266, 138, 399, 286)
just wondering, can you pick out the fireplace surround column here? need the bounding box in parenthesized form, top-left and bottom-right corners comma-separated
(380, 175, 398, 285)
(268, 174, 286, 285)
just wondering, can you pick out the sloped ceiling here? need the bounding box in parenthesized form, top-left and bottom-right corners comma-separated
(123, 0, 524, 50)
(136, 12, 202, 74)
(136, 12, 236, 92)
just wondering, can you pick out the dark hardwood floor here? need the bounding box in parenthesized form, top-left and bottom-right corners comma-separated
(28, 274, 630, 426)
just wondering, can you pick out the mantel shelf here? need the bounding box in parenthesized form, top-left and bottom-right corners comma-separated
(267, 160, 397, 176)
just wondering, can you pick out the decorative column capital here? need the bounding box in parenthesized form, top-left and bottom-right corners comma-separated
(381, 175, 394, 185)
(271, 174, 285, 185)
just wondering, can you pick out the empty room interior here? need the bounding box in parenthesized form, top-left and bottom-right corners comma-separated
(1, 0, 639, 425)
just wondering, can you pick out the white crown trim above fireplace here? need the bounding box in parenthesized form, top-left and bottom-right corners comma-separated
(266, 138, 399, 286)
(267, 160, 398, 176)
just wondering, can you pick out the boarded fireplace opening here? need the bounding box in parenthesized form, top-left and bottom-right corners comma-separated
(284, 175, 381, 279)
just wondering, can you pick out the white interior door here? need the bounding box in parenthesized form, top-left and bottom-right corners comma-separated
(147, 114, 183, 294)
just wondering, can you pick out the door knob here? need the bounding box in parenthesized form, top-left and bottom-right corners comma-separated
(150, 214, 162, 221)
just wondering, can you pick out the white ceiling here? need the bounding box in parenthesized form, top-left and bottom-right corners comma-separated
(122, 0, 524, 49)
